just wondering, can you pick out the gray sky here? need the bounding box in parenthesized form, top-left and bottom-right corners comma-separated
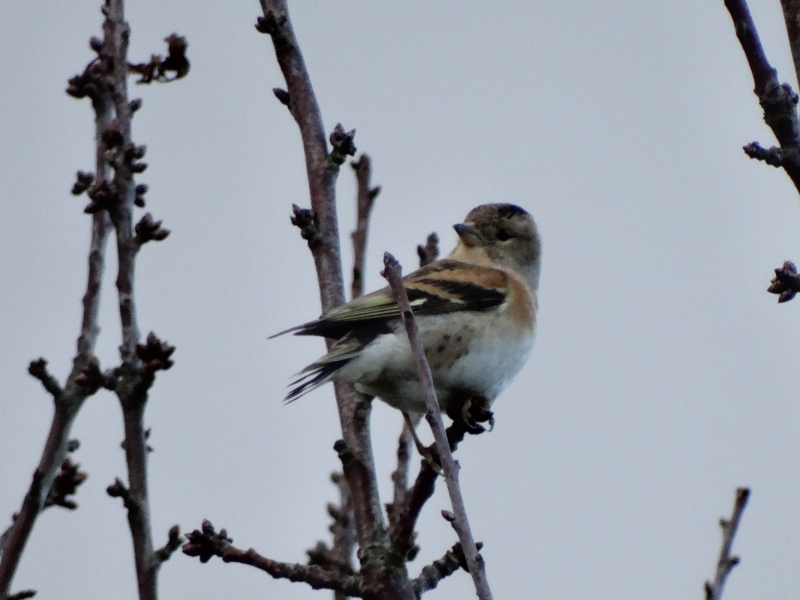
(2, 1, 799, 598)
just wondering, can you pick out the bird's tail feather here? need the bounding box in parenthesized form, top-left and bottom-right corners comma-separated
(285, 359, 350, 402)
(284, 335, 365, 402)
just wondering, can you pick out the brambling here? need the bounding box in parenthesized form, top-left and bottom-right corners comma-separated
(275, 203, 541, 415)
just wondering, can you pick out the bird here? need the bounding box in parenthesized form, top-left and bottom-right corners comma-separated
(273, 203, 541, 416)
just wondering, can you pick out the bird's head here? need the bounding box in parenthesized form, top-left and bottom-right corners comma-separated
(449, 203, 542, 289)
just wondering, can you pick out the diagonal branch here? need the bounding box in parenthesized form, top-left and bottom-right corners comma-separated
(183, 521, 363, 597)
(724, 0, 800, 193)
(381, 253, 493, 600)
(386, 233, 441, 560)
(0, 30, 114, 599)
(411, 541, 475, 596)
(704, 488, 750, 600)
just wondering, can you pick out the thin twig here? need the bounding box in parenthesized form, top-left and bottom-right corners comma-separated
(780, 0, 800, 89)
(381, 253, 493, 600)
(183, 521, 363, 597)
(387, 236, 440, 559)
(350, 154, 380, 300)
(0, 29, 115, 597)
(411, 541, 476, 596)
(704, 488, 750, 600)
(724, 0, 800, 193)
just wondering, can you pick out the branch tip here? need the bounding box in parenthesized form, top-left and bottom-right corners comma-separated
(27, 358, 62, 399)
(182, 520, 232, 563)
(43, 458, 88, 510)
(134, 212, 170, 245)
(154, 525, 184, 564)
(71, 171, 96, 196)
(135, 332, 175, 372)
(705, 486, 751, 600)
(129, 34, 189, 84)
(417, 232, 440, 267)
(290, 204, 321, 244)
(272, 87, 291, 107)
(255, 10, 287, 35)
(768, 260, 800, 302)
(328, 123, 357, 165)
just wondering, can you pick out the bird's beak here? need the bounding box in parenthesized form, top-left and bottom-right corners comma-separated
(453, 222, 483, 247)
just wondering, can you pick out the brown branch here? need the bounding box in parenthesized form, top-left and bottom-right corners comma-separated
(386, 414, 421, 560)
(382, 253, 493, 600)
(101, 4, 158, 599)
(256, 0, 396, 583)
(386, 235, 442, 559)
(129, 34, 190, 84)
(411, 541, 477, 596)
(389, 408, 474, 561)
(724, 0, 800, 193)
(704, 488, 750, 600)
(97, 3, 184, 599)
(26, 360, 62, 400)
(183, 521, 363, 597)
(0, 25, 115, 596)
(350, 154, 380, 300)
(329, 472, 356, 599)
(780, 0, 800, 88)
(154, 526, 184, 565)
(305, 472, 357, 600)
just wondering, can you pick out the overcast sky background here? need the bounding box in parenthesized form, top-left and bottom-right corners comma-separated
(1, 1, 800, 598)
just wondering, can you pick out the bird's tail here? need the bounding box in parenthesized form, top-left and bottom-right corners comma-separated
(284, 336, 362, 402)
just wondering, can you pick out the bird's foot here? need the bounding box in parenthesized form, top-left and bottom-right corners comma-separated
(448, 394, 494, 435)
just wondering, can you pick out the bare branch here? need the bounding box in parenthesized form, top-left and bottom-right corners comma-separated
(0, 22, 114, 595)
(183, 521, 363, 597)
(350, 154, 380, 299)
(411, 541, 478, 596)
(99, 3, 184, 598)
(257, 0, 391, 564)
(154, 526, 184, 565)
(26, 360, 62, 400)
(129, 34, 190, 84)
(704, 488, 750, 600)
(780, 0, 800, 88)
(327, 472, 356, 586)
(381, 253, 493, 600)
(724, 0, 800, 193)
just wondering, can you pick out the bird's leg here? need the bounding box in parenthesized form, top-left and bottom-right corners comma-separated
(402, 411, 441, 474)
(446, 394, 494, 435)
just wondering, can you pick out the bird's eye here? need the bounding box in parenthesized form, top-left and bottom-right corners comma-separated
(496, 229, 512, 241)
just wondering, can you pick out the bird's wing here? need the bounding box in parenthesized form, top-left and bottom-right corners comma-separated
(272, 259, 509, 340)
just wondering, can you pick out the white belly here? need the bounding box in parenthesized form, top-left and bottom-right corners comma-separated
(338, 310, 535, 413)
